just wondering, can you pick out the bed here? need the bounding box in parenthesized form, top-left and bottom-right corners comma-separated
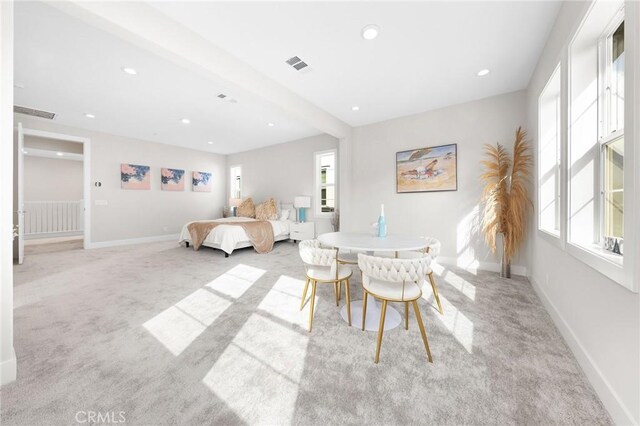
(178, 203, 294, 257)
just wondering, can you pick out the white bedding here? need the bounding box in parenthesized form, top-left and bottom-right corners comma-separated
(179, 217, 291, 254)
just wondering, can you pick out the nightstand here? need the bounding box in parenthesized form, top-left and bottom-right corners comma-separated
(290, 222, 315, 242)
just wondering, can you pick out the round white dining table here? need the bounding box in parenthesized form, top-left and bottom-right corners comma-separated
(317, 232, 429, 331)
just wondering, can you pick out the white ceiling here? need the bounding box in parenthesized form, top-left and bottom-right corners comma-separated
(14, 1, 321, 155)
(150, 1, 562, 127)
(15, 1, 561, 154)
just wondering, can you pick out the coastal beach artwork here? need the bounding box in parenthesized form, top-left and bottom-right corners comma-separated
(161, 168, 185, 191)
(192, 171, 212, 192)
(396, 143, 457, 193)
(120, 164, 151, 190)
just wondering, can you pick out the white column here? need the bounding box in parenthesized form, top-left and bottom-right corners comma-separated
(0, 0, 16, 385)
(338, 133, 353, 231)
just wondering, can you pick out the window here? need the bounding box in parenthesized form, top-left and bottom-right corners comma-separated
(230, 166, 242, 199)
(598, 17, 624, 252)
(314, 150, 336, 215)
(538, 64, 561, 236)
(566, 0, 631, 288)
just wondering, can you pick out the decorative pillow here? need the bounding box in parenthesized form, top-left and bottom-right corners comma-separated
(279, 209, 290, 221)
(255, 198, 279, 221)
(237, 197, 256, 218)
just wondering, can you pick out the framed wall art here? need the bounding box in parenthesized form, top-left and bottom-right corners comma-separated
(192, 171, 212, 192)
(161, 168, 185, 191)
(121, 164, 151, 190)
(396, 143, 457, 193)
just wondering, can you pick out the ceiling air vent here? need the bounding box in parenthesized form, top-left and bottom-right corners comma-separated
(285, 56, 311, 73)
(14, 105, 56, 120)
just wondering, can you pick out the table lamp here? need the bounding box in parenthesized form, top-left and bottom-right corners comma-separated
(229, 198, 242, 216)
(294, 196, 311, 223)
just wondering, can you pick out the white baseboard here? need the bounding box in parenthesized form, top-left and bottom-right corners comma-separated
(86, 234, 179, 249)
(0, 348, 16, 386)
(529, 275, 637, 425)
(25, 231, 83, 240)
(438, 256, 527, 276)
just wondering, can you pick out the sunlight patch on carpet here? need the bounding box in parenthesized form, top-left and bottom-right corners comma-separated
(205, 265, 264, 299)
(257, 275, 314, 329)
(433, 264, 476, 301)
(143, 264, 266, 355)
(428, 293, 474, 353)
(202, 314, 309, 425)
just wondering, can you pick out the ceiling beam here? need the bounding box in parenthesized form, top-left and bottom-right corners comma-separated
(48, 1, 352, 140)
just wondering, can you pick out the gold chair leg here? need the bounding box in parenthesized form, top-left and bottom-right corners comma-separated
(404, 301, 409, 330)
(362, 289, 368, 331)
(428, 273, 444, 314)
(308, 281, 317, 332)
(300, 278, 310, 311)
(334, 282, 339, 306)
(374, 300, 388, 364)
(338, 281, 342, 303)
(345, 279, 352, 326)
(412, 300, 433, 363)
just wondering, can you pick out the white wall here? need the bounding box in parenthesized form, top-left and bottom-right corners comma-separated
(227, 134, 338, 236)
(24, 156, 83, 202)
(526, 1, 639, 424)
(0, 0, 15, 386)
(350, 91, 529, 274)
(15, 115, 227, 245)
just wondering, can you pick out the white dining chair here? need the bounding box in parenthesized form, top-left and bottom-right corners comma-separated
(299, 239, 353, 331)
(358, 253, 433, 364)
(395, 237, 443, 314)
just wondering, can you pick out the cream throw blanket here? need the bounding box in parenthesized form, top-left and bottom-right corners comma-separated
(187, 220, 275, 253)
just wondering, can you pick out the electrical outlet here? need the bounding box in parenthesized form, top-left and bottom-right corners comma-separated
(162, 226, 169, 232)
(94, 200, 107, 206)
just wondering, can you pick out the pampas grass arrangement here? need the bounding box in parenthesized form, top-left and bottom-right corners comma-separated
(480, 127, 533, 277)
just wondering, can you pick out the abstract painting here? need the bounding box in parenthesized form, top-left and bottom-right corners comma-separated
(121, 164, 151, 190)
(396, 143, 457, 193)
(192, 171, 212, 192)
(161, 168, 185, 191)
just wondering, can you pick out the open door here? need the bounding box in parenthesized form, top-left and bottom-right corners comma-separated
(17, 122, 24, 264)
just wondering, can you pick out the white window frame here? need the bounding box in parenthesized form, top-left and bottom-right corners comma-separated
(537, 63, 562, 240)
(314, 149, 337, 218)
(229, 165, 242, 200)
(597, 13, 625, 250)
(565, 0, 634, 291)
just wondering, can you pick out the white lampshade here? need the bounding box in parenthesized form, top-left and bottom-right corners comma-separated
(294, 196, 311, 208)
(229, 198, 242, 207)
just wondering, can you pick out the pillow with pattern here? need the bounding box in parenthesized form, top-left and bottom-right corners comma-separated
(237, 197, 256, 218)
(255, 198, 279, 221)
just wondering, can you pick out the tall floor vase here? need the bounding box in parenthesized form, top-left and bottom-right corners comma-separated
(500, 234, 511, 278)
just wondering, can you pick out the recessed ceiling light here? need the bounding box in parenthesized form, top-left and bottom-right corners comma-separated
(56, 152, 64, 156)
(361, 24, 380, 40)
(181, 118, 191, 124)
(207, 141, 214, 145)
(477, 69, 490, 77)
(352, 106, 360, 111)
(122, 67, 137, 75)
(268, 122, 274, 127)
(84, 113, 95, 119)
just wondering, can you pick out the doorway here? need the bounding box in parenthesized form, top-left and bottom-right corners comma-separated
(15, 125, 91, 263)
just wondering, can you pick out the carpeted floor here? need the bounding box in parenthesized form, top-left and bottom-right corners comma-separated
(1, 240, 611, 425)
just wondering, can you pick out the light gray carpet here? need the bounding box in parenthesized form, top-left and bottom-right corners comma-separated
(1, 240, 611, 425)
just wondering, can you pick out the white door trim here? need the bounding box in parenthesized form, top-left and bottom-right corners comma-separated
(17, 123, 24, 264)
